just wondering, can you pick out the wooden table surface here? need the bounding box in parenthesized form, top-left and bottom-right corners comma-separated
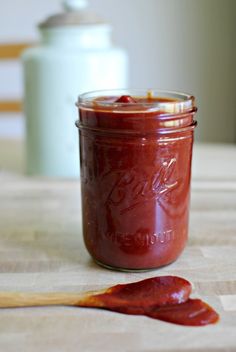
(0, 140, 236, 352)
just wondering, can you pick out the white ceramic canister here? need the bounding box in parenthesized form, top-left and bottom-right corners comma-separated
(22, 0, 128, 177)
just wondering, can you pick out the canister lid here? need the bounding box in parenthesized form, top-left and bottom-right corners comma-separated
(39, 0, 106, 28)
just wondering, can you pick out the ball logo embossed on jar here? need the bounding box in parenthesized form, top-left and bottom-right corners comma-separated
(106, 157, 178, 215)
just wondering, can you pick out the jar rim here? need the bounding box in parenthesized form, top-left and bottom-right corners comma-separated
(77, 89, 196, 115)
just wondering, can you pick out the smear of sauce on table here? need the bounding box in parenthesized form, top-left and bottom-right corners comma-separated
(79, 276, 219, 326)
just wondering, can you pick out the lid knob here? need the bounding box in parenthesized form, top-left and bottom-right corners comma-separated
(40, 0, 106, 28)
(63, 0, 88, 11)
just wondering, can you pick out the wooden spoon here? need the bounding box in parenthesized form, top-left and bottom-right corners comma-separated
(0, 276, 191, 309)
(0, 276, 219, 326)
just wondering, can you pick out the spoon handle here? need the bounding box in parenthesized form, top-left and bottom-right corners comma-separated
(0, 290, 104, 308)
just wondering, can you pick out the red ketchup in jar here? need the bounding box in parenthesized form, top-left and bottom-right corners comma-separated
(76, 90, 197, 271)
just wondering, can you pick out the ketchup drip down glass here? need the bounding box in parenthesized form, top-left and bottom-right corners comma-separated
(76, 90, 197, 271)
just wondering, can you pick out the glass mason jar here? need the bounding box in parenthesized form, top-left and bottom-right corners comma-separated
(76, 89, 197, 271)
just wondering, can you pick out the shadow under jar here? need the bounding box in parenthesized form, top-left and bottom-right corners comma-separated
(76, 90, 197, 271)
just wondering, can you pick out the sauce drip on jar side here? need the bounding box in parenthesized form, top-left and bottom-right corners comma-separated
(79, 276, 219, 326)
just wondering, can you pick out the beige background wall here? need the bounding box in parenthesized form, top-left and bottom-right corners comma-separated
(0, 0, 236, 142)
